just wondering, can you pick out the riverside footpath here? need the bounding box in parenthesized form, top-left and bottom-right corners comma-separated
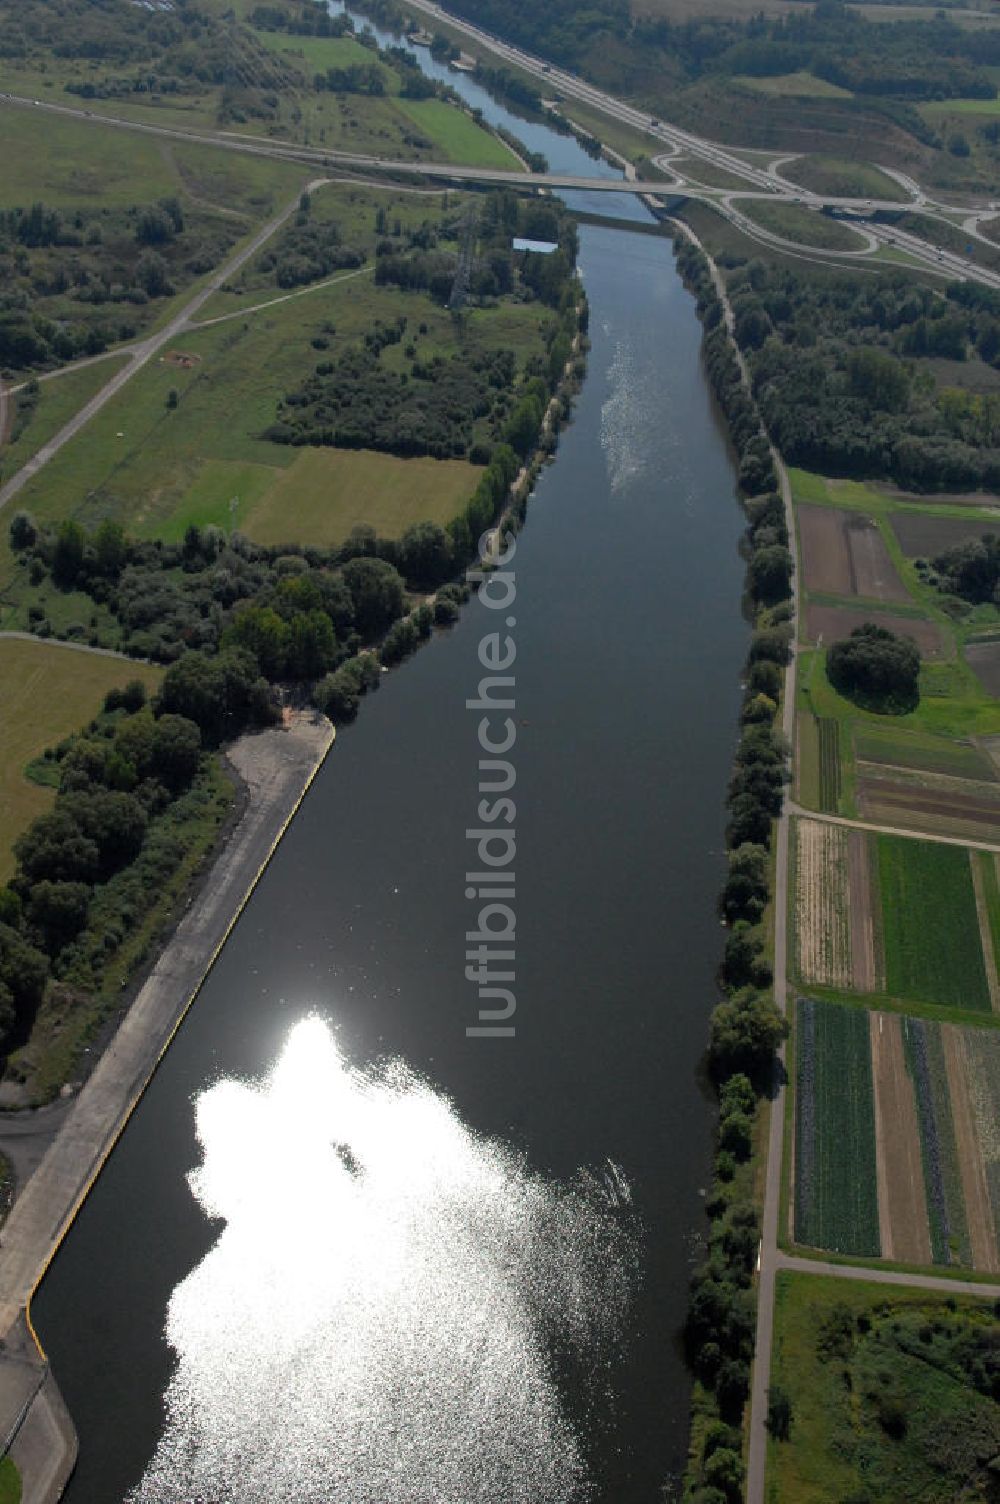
(0, 712, 334, 1503)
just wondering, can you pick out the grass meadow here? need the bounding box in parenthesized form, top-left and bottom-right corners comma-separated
(767, 1271, 1000, 1504)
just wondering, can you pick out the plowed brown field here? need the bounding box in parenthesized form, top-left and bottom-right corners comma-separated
(870, 1010, 931, 1265)
(942, 1025, 1000, 1273)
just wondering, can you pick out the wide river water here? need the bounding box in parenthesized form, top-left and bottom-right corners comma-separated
(34, 25, 749, 1504)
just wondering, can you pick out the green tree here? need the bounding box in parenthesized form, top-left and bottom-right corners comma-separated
(826, 622, 920, 713)
(225, 605, 290, 680)
(286, 609, 337, 680)
(708, 987, 787, 1085)
(342, 557, 405, 638)
(150, 714, 202, 791)
(52, 519, 86, 588)
(9, 511, 37, 551)
(27, 880, 91, 953)
(399, 522, 453, 589)
(767, 1383, 793, 1440)
(94, 519, 128, 579)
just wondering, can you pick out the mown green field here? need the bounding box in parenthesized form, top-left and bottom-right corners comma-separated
(878, 836, 991, 1011)
(794, 997, 880, 1255)
(395, 97, 522, 167)
(767, 1272, 1000, 1504)
(240, 448, 479, 547)
(0, 639, 162, 881)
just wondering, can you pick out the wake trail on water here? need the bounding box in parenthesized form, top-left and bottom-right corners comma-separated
(128, 1017, 639, 1504)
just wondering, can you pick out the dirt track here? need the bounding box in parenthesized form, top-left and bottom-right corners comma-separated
(870, 1011, 932, 1266)
(942, 1025, 1000, 1273)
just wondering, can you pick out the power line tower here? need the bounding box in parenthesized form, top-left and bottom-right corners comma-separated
(448, 201, 479, 313)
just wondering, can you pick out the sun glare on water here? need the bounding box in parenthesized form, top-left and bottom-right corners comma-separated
(128, 1017, 637, 1503)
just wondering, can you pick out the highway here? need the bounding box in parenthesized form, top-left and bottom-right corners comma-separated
(3, 81, 1000, 291)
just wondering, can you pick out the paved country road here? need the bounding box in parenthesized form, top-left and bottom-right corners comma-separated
(0, 177, 328, 518)
(776, 1249, 1000, 1298)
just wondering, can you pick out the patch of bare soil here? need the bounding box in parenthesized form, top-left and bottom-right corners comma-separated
(804, 603, 944, 656)
(942, 1024, 1000, 1273)
(798, 505, 852, 594)
(847, 829, 878, 992)
(869, 1010, 932, 1266)
(845, 515, 911, 602)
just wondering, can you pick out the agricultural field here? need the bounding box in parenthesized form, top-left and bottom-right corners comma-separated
(849, 722, 1000, 838)
(793, 819, 851, 988)
(794, 997, 880, 1257)
(877, 835, 991, 1013)
(889, 510, 1000, 557)
(966, 637, 1000, 697)
(796, 505, 910, 603)
(901, 1015, 973, 1265)
(795, 713, 842, 813)
(0, 639, 162, 881)
(767, 1271, 1000, 1504)
(803, 602, 944, 657)
(854, 723, 997, 780)
(781, 153, 910, 200)
(793, 989, 1000, 1268)
(870, 1010, 932, 1263)
(972, 849, 1000, 1004)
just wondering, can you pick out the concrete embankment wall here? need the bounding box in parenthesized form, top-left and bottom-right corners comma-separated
(0, 713, 335, 1503)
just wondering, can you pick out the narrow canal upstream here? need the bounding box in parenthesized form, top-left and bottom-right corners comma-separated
(34, 29, 750, 1504)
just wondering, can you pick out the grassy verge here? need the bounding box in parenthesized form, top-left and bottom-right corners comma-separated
(739, 199, 870, 251)
(781, 153, 910, 200)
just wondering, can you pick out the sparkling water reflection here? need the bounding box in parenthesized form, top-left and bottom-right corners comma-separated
(128, 1018, 638, 1504)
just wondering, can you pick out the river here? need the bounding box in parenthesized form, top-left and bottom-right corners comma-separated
(32, 23, 749, 1504)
